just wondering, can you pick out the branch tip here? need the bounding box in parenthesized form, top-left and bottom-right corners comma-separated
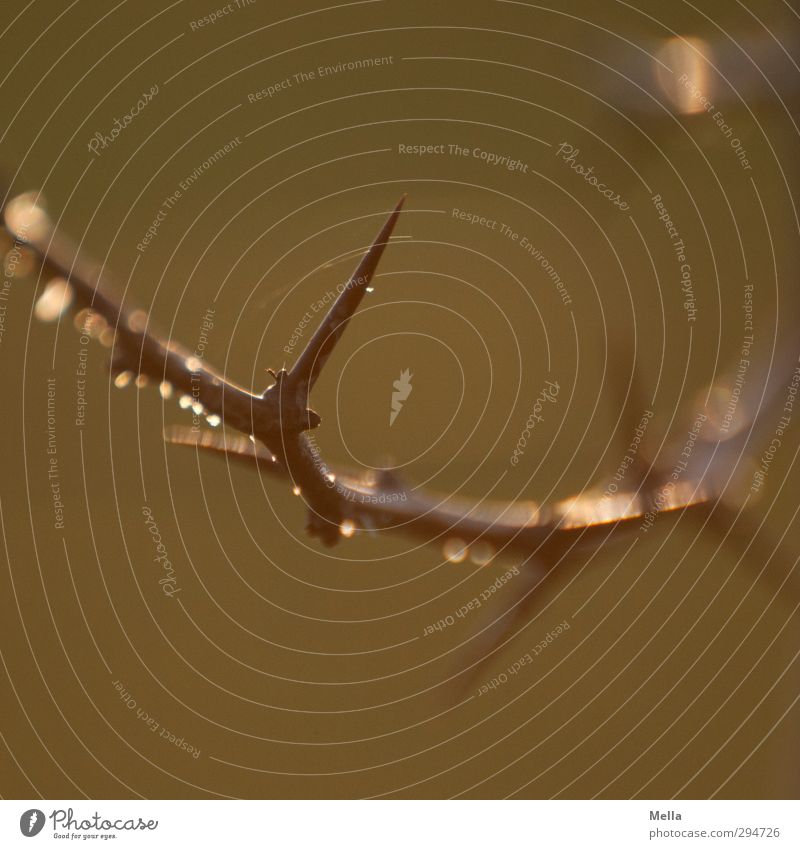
(284, 198, 406, 400)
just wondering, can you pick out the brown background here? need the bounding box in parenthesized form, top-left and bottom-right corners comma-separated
(0, 0, 799, 799)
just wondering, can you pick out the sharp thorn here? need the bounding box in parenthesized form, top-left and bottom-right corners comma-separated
(285, 195, 406, 398)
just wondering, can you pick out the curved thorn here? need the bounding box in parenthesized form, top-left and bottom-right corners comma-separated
(286, 195, 406, 399)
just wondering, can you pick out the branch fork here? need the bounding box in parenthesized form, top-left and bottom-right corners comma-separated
(1, 187, 737, 553)
(7, 184, 799, 685)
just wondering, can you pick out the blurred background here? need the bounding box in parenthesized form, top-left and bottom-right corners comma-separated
(0, 0, 799, 798)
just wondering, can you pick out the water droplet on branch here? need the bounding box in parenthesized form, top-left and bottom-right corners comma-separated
(4, 192, 50, 243)
(443, 538, 468, 564)
(34, 278, 72, 322)
(470, 541, 494, 566)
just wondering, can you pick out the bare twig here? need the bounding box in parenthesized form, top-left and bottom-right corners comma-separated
(1, 189, 785, 561)
(8, 186, 800, 689)
(283, 194, 406, 404)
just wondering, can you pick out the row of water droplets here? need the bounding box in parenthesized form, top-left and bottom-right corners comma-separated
(22, 233, 500, 565)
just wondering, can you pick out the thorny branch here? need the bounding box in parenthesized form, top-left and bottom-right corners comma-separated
(3, 189, 798, 635)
